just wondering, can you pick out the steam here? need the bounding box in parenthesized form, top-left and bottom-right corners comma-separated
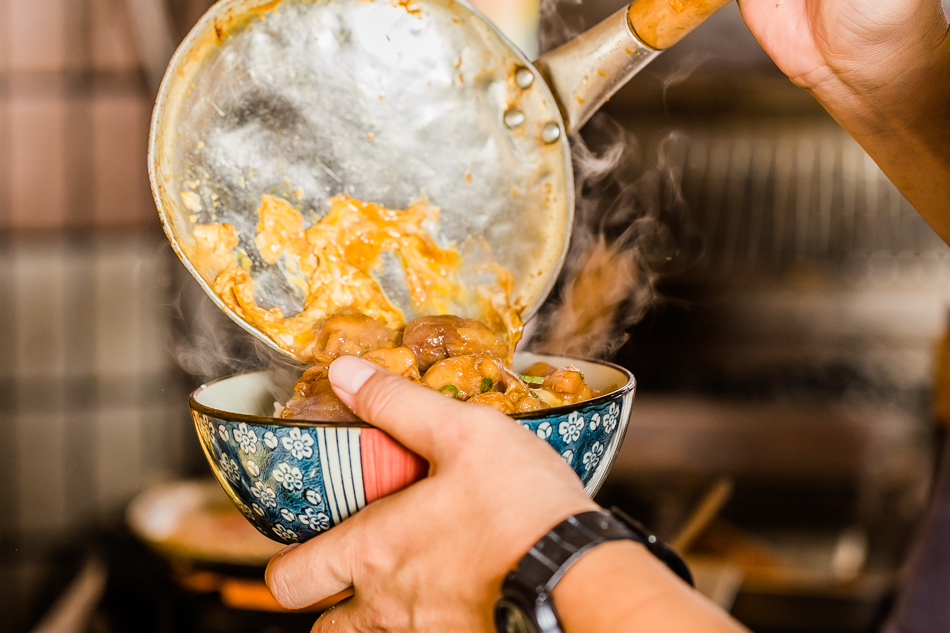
(171, 271, 301, 382)
(528, 0, 702, 359)
(660, 50, 714, 110)
(539, 0, 584, 51)
(529, 121, 698, 358)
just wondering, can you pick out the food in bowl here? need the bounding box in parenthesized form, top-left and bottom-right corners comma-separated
(278, 309, 602, 422)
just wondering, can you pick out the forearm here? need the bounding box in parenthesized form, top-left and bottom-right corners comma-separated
(552, 541, 748, 633)
(810, 29, 950, 242)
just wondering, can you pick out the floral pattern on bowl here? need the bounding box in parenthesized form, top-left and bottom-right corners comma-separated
(191, 353, 635, 544)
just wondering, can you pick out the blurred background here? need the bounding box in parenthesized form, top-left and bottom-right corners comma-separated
(2, 1, 950, 632)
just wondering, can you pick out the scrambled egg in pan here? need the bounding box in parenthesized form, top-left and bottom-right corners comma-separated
(192, 193, 519, 363)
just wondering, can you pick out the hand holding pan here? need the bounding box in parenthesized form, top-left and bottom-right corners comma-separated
(149, 0, 731, 360)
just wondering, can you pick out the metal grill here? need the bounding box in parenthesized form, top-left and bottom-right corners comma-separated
(611, 117, 950, 399)
(675, 119, 949, 280)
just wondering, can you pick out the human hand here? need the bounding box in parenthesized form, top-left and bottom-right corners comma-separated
(735, 0, 950, 236)
(737, 0, 949, 98)
(264, 355, 597, 632)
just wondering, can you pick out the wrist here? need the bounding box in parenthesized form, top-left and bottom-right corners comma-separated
(552, 540, 747, 633)
(809, 24, 950, 132)
(495, 508, 694, 633)
(804, 31, 950, 236)
(551, 540, 665, 632)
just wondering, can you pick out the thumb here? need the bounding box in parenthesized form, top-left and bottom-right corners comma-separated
(328, 355, 509, 463)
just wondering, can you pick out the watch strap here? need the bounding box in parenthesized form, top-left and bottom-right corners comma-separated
(611, 506, 694, 587)
(504, 507, 693, 597)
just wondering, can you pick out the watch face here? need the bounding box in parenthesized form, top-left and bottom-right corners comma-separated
(495, 601, 539, 633)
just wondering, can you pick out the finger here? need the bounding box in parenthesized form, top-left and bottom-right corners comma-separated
(328, 355, 507, 461)
(265, 476, 439, 610)
(266, 516, 361, 609)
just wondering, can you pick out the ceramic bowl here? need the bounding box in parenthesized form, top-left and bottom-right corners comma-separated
(190, 352, 635, 544)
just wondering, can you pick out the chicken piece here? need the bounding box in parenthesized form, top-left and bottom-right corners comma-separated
(285, 363, 330, 399)
(541, 366, 595, 404)
(493, 364, 550, 411)
(308, 308, 399, 362)
(422, 353, 550, 414)
(512, 392, 546, 413)
(402, 315, 507, 372)
(361, 346, 422, 381)
(421, 353, 506, 401)
(280, 347, 421, 421)
(467, 391, 515, 414)
(520, 362, 557, 379)
(280, 364, 359, 422)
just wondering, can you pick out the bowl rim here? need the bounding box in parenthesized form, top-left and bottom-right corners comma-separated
(189, 353, 636, 428)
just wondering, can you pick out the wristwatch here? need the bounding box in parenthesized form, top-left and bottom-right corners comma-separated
(494, 507, 693, 633)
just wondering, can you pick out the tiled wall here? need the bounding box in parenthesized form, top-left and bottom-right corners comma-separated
(0, 0, 157, 231)
(0, 235, 201, 633)
(0, 235, 194, 537)
(0, 0, 221, 555)
(0, 2, 207, 627)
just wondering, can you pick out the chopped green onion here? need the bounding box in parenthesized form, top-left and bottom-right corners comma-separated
(529, 390, 540, 399)
(575, 370, 585, 381)
(521, 375, 544, 385)
(480, 377, 493, 393)
(439, 384, 460, 399)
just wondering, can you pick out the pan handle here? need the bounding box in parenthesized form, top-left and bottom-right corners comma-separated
(534, 0, 732, 135)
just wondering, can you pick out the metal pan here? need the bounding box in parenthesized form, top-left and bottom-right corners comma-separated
(149, 0, 730, 359)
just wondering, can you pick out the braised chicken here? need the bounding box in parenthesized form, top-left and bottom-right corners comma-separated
(518, 363, 595, 408)
(402, 315, 509, 371)
(280, 310, 597, 421)
(541, 367, 595, 404)
(280, 364, 359, 422)
(521, 362, 557, 378)
(420, 353, 506, 400)
(361, 346, 422, 381)
(307, 308, 400, 362)
(282, 345, 421, 421)
(466, 391, 515, 414)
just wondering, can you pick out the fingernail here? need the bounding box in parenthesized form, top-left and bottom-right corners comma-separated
(278, 543, 300, 556)
(329, 356, 380, 396)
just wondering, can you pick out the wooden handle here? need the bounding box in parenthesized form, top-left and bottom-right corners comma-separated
(627, 0, 732, 50)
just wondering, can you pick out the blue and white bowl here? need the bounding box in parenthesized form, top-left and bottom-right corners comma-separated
(191, 352, 635, 545)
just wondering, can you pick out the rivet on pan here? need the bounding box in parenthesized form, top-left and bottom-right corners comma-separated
(541, 122, 561, 144)
(503, 108, 525, 128)
(515, 67, 534, 89)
